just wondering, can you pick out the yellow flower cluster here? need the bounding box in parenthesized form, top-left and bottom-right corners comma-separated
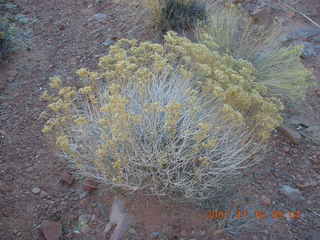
(74, 116, 89, 125)
(164, 102, 182, 132)
(49, 76, 62, 89)
(99, 84, 141, 145)
(163, 31, 283, 140)
(56, 135, 70, 152)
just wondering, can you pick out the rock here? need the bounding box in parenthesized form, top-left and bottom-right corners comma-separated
(286, 115, 310, 129)
(25, 166, 33, 172)
(283, 146, 290, 153)
(78, 214, 91, 233)
(61, 171, 74, 185)
(277, 126, 302, 144)
(102, 39, 115, 47)
(40, 190, 49, 198)
(249, 6, 273, 25)
(15, 14, 31, 24)
(313, 36, 320, 43)
(88, 13, 107, 22)
(282, 27, 320, 42)
(32, 187, 41, 194)
(180, 230, 187, 236)
(7, 69, 18, 82)
(83, 178, 98, 192)
(296, 181, 317, 189)
(58, 25, 65, 31)
(128, 227, 137, 235)
(4, 3, 17, 9)
(260, 195, 272, 206)
(0, 181, 11, 193)
(306, 231, 320, 240)
(40, 220, 62, 240)
(79, 192, 88, 200)
(213, 229, 224, 236)
(279, 185, 305, 202)
(301, 42, 320, 57)
(151, 232, 161, 238)
(244, 0, 271, 13)
(302, 126, 320, 145)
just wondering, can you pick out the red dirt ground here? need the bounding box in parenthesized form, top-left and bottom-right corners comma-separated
(0, 0, 320, 239)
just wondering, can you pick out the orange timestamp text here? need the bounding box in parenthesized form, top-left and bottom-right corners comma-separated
(208, 209, 301, 220)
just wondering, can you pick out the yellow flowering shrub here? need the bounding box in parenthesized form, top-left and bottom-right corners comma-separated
(41, 31, 302, 202)
(41, 65, 260, 201)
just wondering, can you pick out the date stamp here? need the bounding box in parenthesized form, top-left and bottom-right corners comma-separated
(208, 209, 301, 220)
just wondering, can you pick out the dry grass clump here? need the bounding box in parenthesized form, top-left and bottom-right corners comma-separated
(197, 2, 313, 99)
(159, 0, 207, 33)
(113, 0, 208, 35)
(41, 33, 266, 202)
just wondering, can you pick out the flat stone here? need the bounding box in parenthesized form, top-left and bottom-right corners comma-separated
(83, 178, 98, 192)
(0, 181, 12, 193)
(128, 227, 137, 235)
(260, 195, 272, 206)
(283, 27, 320, 42)
(88, 13, 107, 22)
(61, 171, 74, 185)
(313, 36, 320, 43)
(306, 231, 320, 240)
(40, 190, 49, 198)
(151, 232, 161, 238)
(301, 42, 320, 57)
(279, 185, 305, 202)
(283, 146, 290, 153)
(40, 220, 62, 240)
(32, 187, 41, 194)
(15, 14, 31, 24)
(78, 214, 91, 233)
(102, 39, 115, 47)
(302, 126, 320, 145)
(4, 3, 17, 9)
(277, 126, 302, 144)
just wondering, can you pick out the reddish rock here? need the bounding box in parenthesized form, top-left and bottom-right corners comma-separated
(283, 146, 290, 153)
(58, 25, 65, 31)
(79, 198, 89, 208)
(0, 181, 12, 193)
(61, 172, 74, 185)
(260, 195, 272, 206)
(213, 229, 224, 236)
(277, 126, 302, 145)
(40, 220, 62, 240)
(83, 178, 98, 192)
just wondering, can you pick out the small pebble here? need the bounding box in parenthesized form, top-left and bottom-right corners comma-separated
(32, 187, 41, 194)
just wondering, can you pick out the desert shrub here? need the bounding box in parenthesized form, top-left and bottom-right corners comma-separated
(197, 3, 313, 99)
(40, 33, 291, 202)
(41, 70, 260, 201)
